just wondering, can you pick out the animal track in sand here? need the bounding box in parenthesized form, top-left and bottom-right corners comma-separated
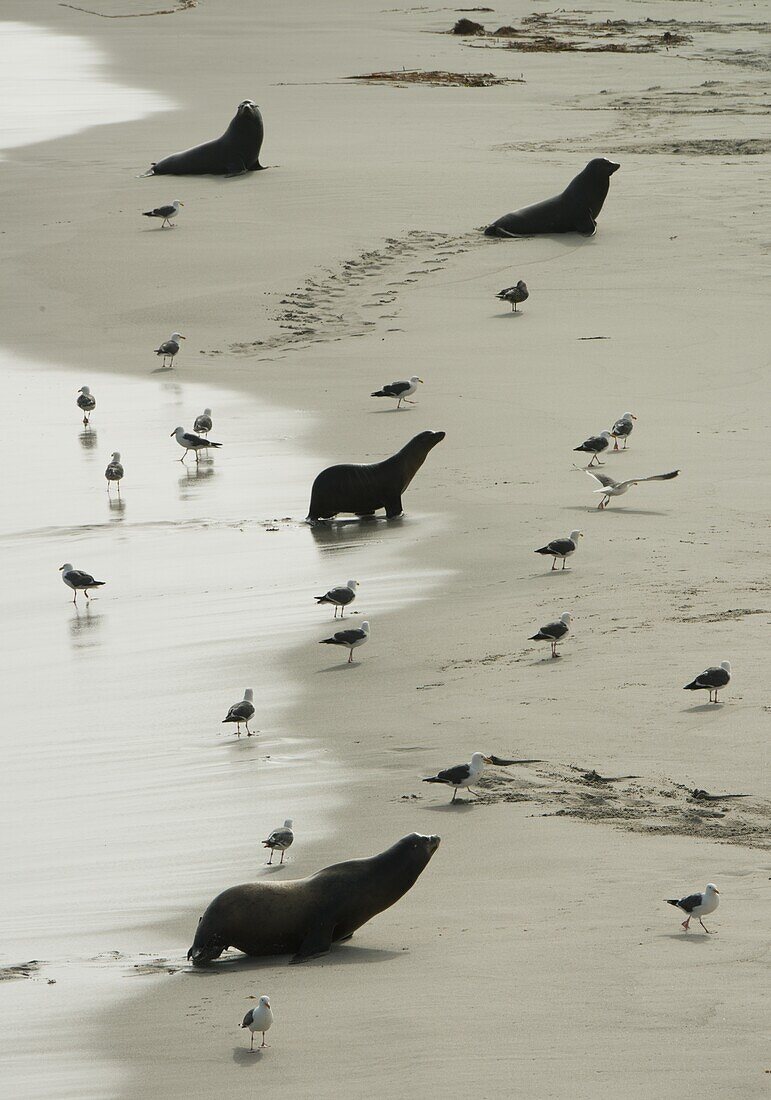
(227, 230, 475, 358)
(473, 765, 770, 849)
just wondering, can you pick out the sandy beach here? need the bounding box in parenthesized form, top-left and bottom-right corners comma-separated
(1, 0, 769, 1096)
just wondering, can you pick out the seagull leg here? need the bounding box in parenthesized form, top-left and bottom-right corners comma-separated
(250, 1033, 254, 1051)
(267, 850, 273, 865)
(451, 788, 457, 803)
(347, 649, 353, 664)
(699, 918, 716, 934)
(261, 1032, 266, 1048)
(551, 559, 557, 571)
(561, 559, 567, 570)
(682, 917, 690, 931)
(280, 850, 285, 864)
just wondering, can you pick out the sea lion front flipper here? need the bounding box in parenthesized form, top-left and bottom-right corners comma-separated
(384, 495, 403, 519)
(225, 161, 248, 178)
(292, 919, 336, 962)
(574, 210, 597, 236)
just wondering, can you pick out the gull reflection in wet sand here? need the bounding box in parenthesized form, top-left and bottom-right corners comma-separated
(69, 605, 103, 646)
(79, 428, 98, 450)
(178, 461, 216, 498)
(108, 495, 126, 520)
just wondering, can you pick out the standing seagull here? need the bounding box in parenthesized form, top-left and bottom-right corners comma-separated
(495, 280, 529, 312)
(611, 411, 637, 450)
(666, 883, 719, 933)
(76, 386, 96, 426)
(171, 426, 222, 462)
(585, 468, 679, 509)
(319, 620, 370, 663)
(155, 332, 185, 368)
(241, 996, 273, 1051)
(684, 661, 731, 704)
(574, 430, 612, 466)
(262, 820, 294, 864)
(529, 611, 573, 658)
(105, 451, 124, 493)
(423, 752, 493, 803)
(370, 376, 423, 410)
(222, 688, 255, 737)
(142, 199, 183, 228)
(193, 408, 213, 436)
(315, 579, 358, 618)
(534, 530, 583, 571)
(59, 563, 105, 604)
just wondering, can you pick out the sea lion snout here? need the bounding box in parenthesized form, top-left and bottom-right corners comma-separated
(607, 160, 621, 174)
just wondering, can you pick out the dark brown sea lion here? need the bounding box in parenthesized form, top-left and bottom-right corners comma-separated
(187, 833, 441, 965)
(484, 158, 620, 238)
(306, 431, 445, 524)
(145, 100, 265, 177)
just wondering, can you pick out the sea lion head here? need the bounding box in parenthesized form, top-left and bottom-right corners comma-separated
(187, 916, 228, 967)
(397, 832, 441, 866)
(413, 430, 446, 452)
(586, 157, 620, 178)
(236, 100, 261, 121)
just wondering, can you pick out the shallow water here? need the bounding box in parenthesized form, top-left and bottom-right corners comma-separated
(0, 21, 171, 155)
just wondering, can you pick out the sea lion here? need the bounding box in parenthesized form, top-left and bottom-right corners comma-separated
(187, 833, 441, 965)
(145, 100, 265, 177)
(484, 158, 620, 238)
(306, 430, 445, 524)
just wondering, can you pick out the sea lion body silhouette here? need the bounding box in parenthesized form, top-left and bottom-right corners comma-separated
(485, 159, 620, 238)
(146, 101, 265, 177)
(306, 431, 445, 523)
(187, 833, 441, 964)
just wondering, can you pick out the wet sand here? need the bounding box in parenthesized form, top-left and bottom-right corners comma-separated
(1, 0, 769, 1096)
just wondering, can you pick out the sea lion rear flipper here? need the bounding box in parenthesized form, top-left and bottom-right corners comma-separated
(292, 920, 335, 962)
(574, 211, 597, 236)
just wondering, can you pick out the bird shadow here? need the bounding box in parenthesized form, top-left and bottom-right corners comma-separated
(421, 799, 477, 812)
(369, 407, 415, 414)
(232, 1046, 266, 1065)
(151, 365, 175, 374)
(682, 703, 724, 713)
(657, 932, 718, 944)
(316, 662, 362, 674)
(491, 311, 525, 320)
(562, 506, 670, 517)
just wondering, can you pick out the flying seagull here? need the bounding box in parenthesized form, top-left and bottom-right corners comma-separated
(611, 411, 637, 450)
(105, 451, 124, 493)
(529, 611, 573, 658)
(59, 563, 105, 604)
(371, 376, 423, 410)
(241, 995, 273, 1051)
(495, 280, 529, 312)
(76, 386, 96, 426)
(666, 883, 719, 933)
(142, 199, 183, 228)
(684, 661, 731, 703)
(155, 332, 185, 368)
(574, 430, 612, 466)
(222, 688, 255, 736)
(193, 408, 213, 436)
(423, 752, 493, 803)
(262, 820, 294, 864)
(535, 530, 583, 571)
(171, 426, 222, 462)
(585, 468, 679, 509)
(319, 620, 370, 663)
(315, 579, 358, 618)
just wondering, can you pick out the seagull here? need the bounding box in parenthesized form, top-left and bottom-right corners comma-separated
(222, 688, 255, 737)
(423, 752, 493, 803)
(319, 620, 370, 663)
(155, 333, 185, 368)
(574, 430, 612, 466)
(315, 579, 358, 618)
(529, 611, 573, 658)
(585, 468, 679, 509)
(193, 408, 213, 436)
(495, 280, 529, 312)
(171, 426, 222, 462)
(684, 661, 731, 704)
(534, 530, 583, 571)
(370, 376, 423, 410)
(262, 820, 294, 864)
(76, 386, 96, 426)
(666, 883, 719, 933)
(611, 411, 637, 450)
(142, 199, 183, 228)
(105, 451, 124, 493)
(241, 995, 273, 1051)
(59, 563, 105, 604)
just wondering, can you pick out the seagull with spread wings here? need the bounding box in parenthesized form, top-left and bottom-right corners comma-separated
(585, 468, 679, 509)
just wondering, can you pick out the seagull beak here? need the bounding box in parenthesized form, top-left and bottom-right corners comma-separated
(179, 335, 186, 339)
(482, 756, 493, 764)
(418, 378, 424, 383)
(714, 889, 719, 894)
(58, 565, 65, 571)
(170, 430, 176, 437)
(179, 202, 185, 207)
(630, 414, 637, 420)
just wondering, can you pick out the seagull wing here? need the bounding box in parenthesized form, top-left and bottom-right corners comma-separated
(181, 432, 207, 445)
(435, 763, 472, 785)
(333, 628, 366, 645)
(585, 470, 619, 489)
(634, 470, 680, 483)
(67, 569, 96, 586)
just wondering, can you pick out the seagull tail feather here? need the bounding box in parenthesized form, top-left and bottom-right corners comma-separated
(422, 777, 444, 784)
(665, 900, 682, 907)
(683, 680, 701, 691)
(371, 390, 386, 398)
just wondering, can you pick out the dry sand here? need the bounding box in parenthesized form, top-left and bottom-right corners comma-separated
(0, 0, 769, 1096)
